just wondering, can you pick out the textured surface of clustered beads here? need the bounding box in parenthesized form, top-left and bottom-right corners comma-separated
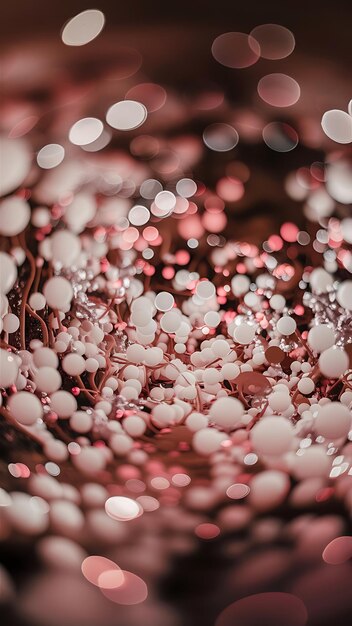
(1, 7, 352, 626)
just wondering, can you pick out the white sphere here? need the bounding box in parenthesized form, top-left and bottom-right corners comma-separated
(297, 377, 315, 395)
(307, 325, 335, 353)
(196, 280, 216, 300)
(185, 412, 208, 432)
(154, 291, 174, 311)
(231, 275, 250, 297)
(43, 276, 73, 309)
(5, 492, 49, 535)
(70, 410, 93, 433)
(7, 391, 43, 425)
(0, 196, 30, 235)
(33, 347, 59, 369)
(293, 446, 331, 479)
(249, 470, 290, 511)
(319, 347, 349, 378)
(193, 428, 227, 455)
(34, 367, 62, 393)
(37, 536, 86, 571)
(211, 339, 231, 357)
(44, 439, 68, 462)
(0, 349, 19, 387)
(209, 396, 244, 429)
(233, 323, 256, 345)
(277, 316, 297, 336)
(62, 353, 85, 376)
(160, 310, 182, 333)
(268, 392, 291, 412)
(336, 281, 352, 310)
(315, 402, 351, 440)
(51, 231, 81, 268)
(0, 252, 17, 294)
(50, 390, 77, 418)
(309, 268, 333, 293)
(123, 415, 146, 437)
(29, 292, 46, 311)
(72, 446, 106, 474)
(50, 500, 84, 534)
(110, 433, 134, 455)
(251, 416, 294, 456)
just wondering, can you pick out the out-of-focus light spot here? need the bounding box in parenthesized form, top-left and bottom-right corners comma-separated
(8, 115, 38, 139)
(140, 178, 162, 199)
(61, 10, 105, 46)
(322, 536, 352, 565)
(8, 462, 30, 478)
(98, 569, 125, 589)
(130, 135, 159, 158)
(171, 473, 191, 487)
(106, 47, 142, 80)
(69, 118, 103, 146)
(154, 190, 176, 213)
(187, 238, 199, 248)
(37, 144, 65, 169)
(45, 462, 60, 476)
(136, 495, 160, 511)
(142, 248, 154, 260)
(143, 226, 159, 242)
(244, 453, 258, 465)
(212, 32, 260, 68)
(105, 496, 141, 521)
(217, 177, 244, 202)
(250, 24, 295, 59)
(176, 178, 197, 198)
(150, 476, 170, 490)
(106, 100, 147, 131)
(0, 488, 12, 507)
(203, 123, 239, 152)
(321, 109, 352, 144)
(81, 555, 120, 587)
(81, 129, 111, 152)
(128, 205, 150, 226)
(263, 122, 298, 152)
(326, 161, 352, 204)
(215, 593, 308, 626)
(125, 83, 167, 112)
(226, 483, 250, 499)
(195, 523, 220, 539)
(280, 222, 299, 242)
(100, 570, 148, 605)
(258, 74, 300, 107)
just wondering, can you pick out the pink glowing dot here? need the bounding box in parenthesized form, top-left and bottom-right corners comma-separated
(162, 266, 175, 279)
(81, 555, 120, 587)
(322, 536, 352, 565)
(280, 222, 299, 242)
(98, 569, 125, 589)
(175, 250, 190, 265)
(202, 211, 227, 233)
(142, 226, 158, 242)
(216, 592, 308, 626)
(212, 32, 261, 69)
(100, 570, 148, 605)
(195, 523, 220, 540)
(216, 177, 244, 202)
